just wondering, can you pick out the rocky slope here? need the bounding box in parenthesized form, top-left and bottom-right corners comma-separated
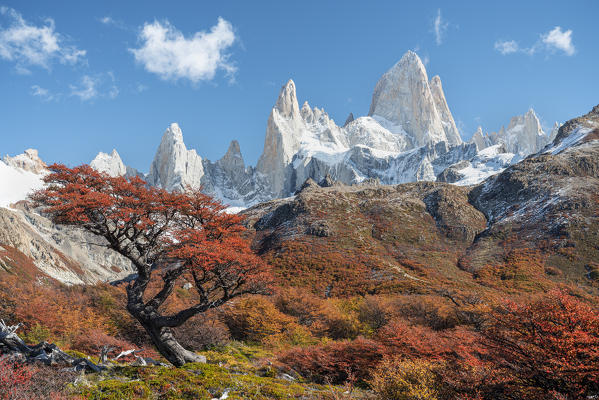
(241, 105, 599, 296)
(0, 153, 135, 284)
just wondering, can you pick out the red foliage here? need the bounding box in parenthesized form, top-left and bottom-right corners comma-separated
(482, 289, 599, 398)
(32, 164, 271, 365)
(0, 358, 35, 400)
(278, 337, 386, 384)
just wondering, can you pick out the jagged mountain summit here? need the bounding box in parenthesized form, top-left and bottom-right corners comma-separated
(3, 148, 47, 174)
(368, 51, 461, 147)
(89, 51, 556, 207)
(467, 109, 559, 156)
(90, 149, 141, 178)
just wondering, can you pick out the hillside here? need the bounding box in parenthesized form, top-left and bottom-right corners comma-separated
(242, 104, 599, 298)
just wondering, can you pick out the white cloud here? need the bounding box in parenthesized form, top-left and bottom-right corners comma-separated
(70, 73, 118, 101)
(31, 84, 54, 101)
(494, 40, 519, 55)
(542, 26, 575, 56)
(130, 17, 237, 84)
(495, 26, 575, 57)
(70, 75, 97, 101)
(433, 9, 449, 45)
(0, 7, 85, 72)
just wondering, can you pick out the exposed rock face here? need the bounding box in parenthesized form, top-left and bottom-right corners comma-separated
(548, 121, 561, 142)
(147, 123, 205, 191)
(437, 160, 471, 183)
(502, 109, 547, 156)
(429, 75, 462, 145)
(0, 153, 135, 284)
(343, 112, 354, 127)
(90, 149, 127, 177)
(465, 105, 599, 280)
(368, 51, 458, 148)
(3, 149, 46, 174)
(474, 109, 551, 157)
(552, 104, 599, 146)
(218, 140, 245, 176)
(0, 204, 135, 284)
(256, 80, 304, 197)
(470, 127, 487, 151)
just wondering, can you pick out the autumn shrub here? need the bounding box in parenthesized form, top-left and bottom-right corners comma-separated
(222, 296, 298, 343)
(320, 299, 363, 340)
(173, 314, 231, 350)
(393, 296, 460, 330)
(70, 328, 138, 357)
(370, 357, 441, 400)
(0, 357, 36, 400)
(357, 296, 391, 332)
(482, 289, 599, 399)
(278, 337, 386, 384)
(274, 287, 328, 332)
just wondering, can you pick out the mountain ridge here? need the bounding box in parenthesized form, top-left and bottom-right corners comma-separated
(87, 51, 558, 207)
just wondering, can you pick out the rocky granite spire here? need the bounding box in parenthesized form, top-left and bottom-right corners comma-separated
(502, 109, 546, 156)
(217, 140, 245, 175)
(368, 51, 449, 148)
(90, 149, 127, 177)
(429, 75, 462, 145)
(256, 80, 305, 196)
(343, 112, 355, 127)
(470, 127, 487, 151)
(548, 121, 561, 142)
(147, 123, 204, 191)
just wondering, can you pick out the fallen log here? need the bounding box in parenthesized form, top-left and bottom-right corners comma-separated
(0, 320, 104, 372)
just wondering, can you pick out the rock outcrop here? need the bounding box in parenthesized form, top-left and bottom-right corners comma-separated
(3, 149, 46, 174)
(368, 51, 458, 148)
(429, 75, 462, 145)
(147, 123, 205, 191)
(90, 149, 127, 177)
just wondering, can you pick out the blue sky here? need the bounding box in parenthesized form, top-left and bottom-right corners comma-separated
(0, 1, 597, 171)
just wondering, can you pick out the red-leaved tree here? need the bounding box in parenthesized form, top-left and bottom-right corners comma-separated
(483, 289, 599, 399)
(32, 164, 270, 366)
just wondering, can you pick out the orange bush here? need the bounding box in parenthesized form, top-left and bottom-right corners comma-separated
(278, 337, 386, 384)
(222, 295, 298, 343)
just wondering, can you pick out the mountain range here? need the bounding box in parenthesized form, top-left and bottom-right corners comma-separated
(87, 51, 559, 208)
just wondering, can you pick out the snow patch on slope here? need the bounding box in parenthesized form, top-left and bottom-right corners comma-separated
(544, 127, 592, 155)
(453, 145, 516, 186)
(0, 160, 45, 208)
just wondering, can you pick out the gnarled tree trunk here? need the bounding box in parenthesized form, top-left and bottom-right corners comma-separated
(142, 324, 205, 367)
(127, 298, 206, 367)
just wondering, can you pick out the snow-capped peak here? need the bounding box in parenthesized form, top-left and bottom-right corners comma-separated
(90, 149, 126, 177)
(3, 148, 47, 174)
(368, 51, 458, 149)
(147, 123, 205, 192)
(275, 79, 300, 119)
(0, 150, 47, 208)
